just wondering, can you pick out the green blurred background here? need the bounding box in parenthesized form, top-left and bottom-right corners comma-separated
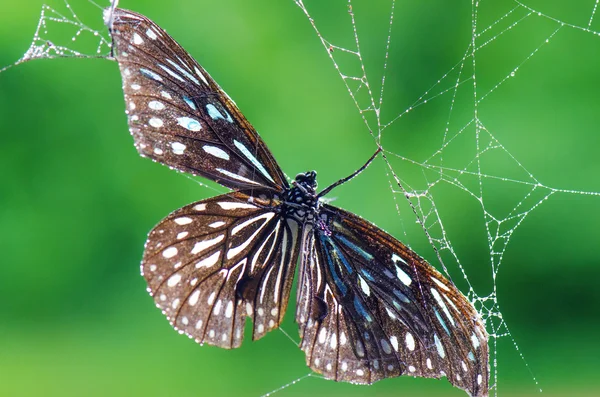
(1, 1, 599, 396)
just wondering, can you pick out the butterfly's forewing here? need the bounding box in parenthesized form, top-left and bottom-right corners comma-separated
(107, 8, 287, 191)
(142, 191, 301, 347)
(296, 205, 489, 396)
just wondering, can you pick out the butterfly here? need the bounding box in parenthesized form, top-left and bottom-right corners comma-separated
(105, 7, 489, 397)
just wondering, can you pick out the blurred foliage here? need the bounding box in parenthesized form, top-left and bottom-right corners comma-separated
(1, 1, 599, 396)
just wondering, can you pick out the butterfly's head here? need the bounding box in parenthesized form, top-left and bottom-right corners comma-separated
(294, 171, 318, 193)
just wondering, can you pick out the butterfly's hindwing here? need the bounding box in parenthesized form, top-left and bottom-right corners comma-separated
(296, 205, 489, 396)
(108, 9, 287, 191)
(142, 191, 301, 347)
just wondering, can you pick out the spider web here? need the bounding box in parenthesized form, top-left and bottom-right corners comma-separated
(281, 1, 600, 395)
(4, 0, 600, 396)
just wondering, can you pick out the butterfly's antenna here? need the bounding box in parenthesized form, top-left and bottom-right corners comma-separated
(317, 146, 382, 198)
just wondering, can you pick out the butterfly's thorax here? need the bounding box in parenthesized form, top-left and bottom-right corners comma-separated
(282, 171, 320, 224)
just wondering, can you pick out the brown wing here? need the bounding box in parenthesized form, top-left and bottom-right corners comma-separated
(296, 204, 489, 396)
(142, 191, 301, 347)
(107, 8, 287, 191)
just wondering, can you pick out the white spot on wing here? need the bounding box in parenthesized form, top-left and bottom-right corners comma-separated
(216, 168, 261, 185)
(213, 300, 222, 315)
(231, 213, 273, 236)
(340, 332, 347, 345)
(177, 231, 188, 239)
(227, 213, 274, 259)
(393, 264, 412, 286)
(171, 142, 186, 155)
(225, 301, 234, 318)
(318, 328, 327, 344)
(431, 276, 451, 291)
(195, 251, 220, 268)
(356, 341, 365, 357)
(431, 288, 456, 326)
(162, 247, 178, 258)
(406, 332, 415, 351)
(158, 64, 184, 82)
(140, 68, 162, 81)
(133, 33, 143, 44)
(386, 307, 397, 320)
(203, 145, 229, 160)
(188, 290, 200, 306)
(380, 339, 392, 354)
(390, 335, 399, 351)
(167, 274, 181, 287)
(183, 96, 197, 110)
(207, 292, 216, 305)
(149, 118, 163, 128)
(176, 117, 202, 132)
(217, 202, 257, 210)
(233, 140, 275, 183)
(145, 28, 157, 40)
(434, 334, 445, 358)
(194, 66, 209, 85)
(174, 217, 192, 225)
(206, 103, 232, 122)
(359, 276, 370, 296)
(191, 235, 224, 255)
(148, 100, 165, 110)
(166, 58, 199, 85)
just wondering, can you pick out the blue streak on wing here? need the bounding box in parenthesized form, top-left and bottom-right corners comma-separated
(393, 289, 411, 303)
(360, 268, 375, 281)
(325, 235, 353, 274)
(336, 235, 374, 261)
(434, 308, 450, 335)
(353, 296, 373, 322)
(320, 234, 348, 296)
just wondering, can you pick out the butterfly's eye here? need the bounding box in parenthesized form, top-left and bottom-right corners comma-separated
(294, 171, 318, 190)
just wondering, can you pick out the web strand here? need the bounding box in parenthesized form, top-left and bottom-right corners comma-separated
(288, 1, 600, 396)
